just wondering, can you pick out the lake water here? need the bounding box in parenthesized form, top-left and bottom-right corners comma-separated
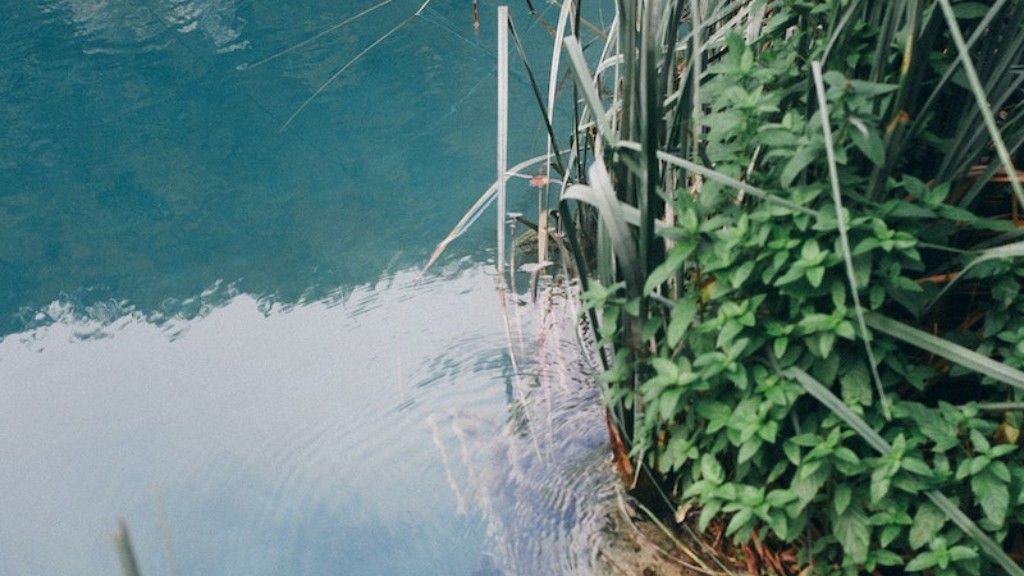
(0, 1, 616, 574)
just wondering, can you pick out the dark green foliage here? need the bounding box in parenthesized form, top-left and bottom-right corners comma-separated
(551, 0, 1024, 573)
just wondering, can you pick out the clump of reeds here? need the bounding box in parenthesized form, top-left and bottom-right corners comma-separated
(460, 0, 1024, 574)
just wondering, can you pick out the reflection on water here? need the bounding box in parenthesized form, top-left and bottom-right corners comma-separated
(1, 0, 617, 573)
(1, 0, 555, 339)
(45, 0, 249, 54)
(0, 267, 618, 575)
(429, 282, 617, 574)
(0, 266, 501, 575)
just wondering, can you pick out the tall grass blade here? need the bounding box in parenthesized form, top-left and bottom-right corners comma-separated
(907, 0, 1011, 140)
(780, 363, 1024, 576)
(556, 198, 609, 371)
(925, 241, 1024, 311)
(821, 0, 863, 66)
(421, 153, 557, 276)
(637, 0, 662, 307)
(933, 1, 1024, 184)
(778, 363, 889, 453)
(864, 311, 1024, 392)
(563, 35, 617, 145)
(497, 6, 509, 277)
(812, 60, 891, 421)
(506, 17, 566, 177)
(924, 492, 1024, 576)
(113, 519, 143, 576)
(616, 141, 819, 216)
(240, 0, 394, 70)
(561, 182, 668, 234)
(935, 0, 1024, 207)
(571, 155, 642, 294)
(977, 402, 1024, 412)
(546, 0, 577, 183)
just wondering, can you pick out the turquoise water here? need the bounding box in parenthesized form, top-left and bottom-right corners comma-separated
(0, 1, 614, 574)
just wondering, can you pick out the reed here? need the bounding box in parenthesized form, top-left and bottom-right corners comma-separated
(473, 0, 1024, 573)
(113, 519, 142, 576)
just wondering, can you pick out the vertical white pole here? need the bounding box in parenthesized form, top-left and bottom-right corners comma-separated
(497, 6, 509, 277)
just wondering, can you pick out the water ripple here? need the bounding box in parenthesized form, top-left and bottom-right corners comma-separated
(43, 0, 249, 55)
(426, 281, 619, 575)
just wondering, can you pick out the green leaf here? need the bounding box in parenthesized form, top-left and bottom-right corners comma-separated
(702, 110, 744, 134)
(701, 454, 726, 485)
(790, 461, 830, 513)
(758, 126, 798, 146)
(726, 507, 754, 537)
(990, 460, 1012, 484)
(561, 36, 614, 143)
(809, 331, 837, 359)
(766, 488, 797, 508)
(971, 471, 1009, 526)
(667, 294, 698, 348)
(840, 360, 873, 406)
(728, 260, 755, 289)
(774, 263, 808, 287)
(898, 401, 961, 451)
(910, 502, 947, 550)
(947, 545, 979, 562)
(699, 499, 723, 532)
(834, 320, 856, 340)
(968, 455, 991, 476)
(805, 265, 825, 287)
(790, 433, 824, 448)
(849, 121, 885, 167)
(659, 388, 683, 421)
(833, 505, 871, 564)
(562, 160, 642, 293)
(773, 336, 789, 359)
(696, 400, 732, 433)
(969, 428, 991, 453)
(649, 357, 679, 380)
(833, 483, 852, 515)
(902, 175, 949, 207)
(886, 201, 937, 219)
(783, 440, 801, 465)
(880, 524, 903, 548)
(644, 243, 693, 295)
(758, 420, 779, 443)
(902, 457, 933, 477)
(871, 466, 892, 504)
(906, 550, 941, 572)
(833, 446, 861, 466)
(738, 437, 762, 463)
(739, 44, 754, 75)
(766, 510, 791, 540)
(799, 313, 836, 334)
(780, 142, 821, 188)
(874, 549, 905, 567)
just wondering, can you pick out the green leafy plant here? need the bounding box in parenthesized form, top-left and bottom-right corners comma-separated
(513, 0, 1024, 573)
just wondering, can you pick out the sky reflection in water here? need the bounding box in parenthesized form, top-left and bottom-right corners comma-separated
(0, 0, 617, 573)
(0, 266, 518, 575)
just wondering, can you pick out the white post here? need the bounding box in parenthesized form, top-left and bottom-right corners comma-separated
(497, 6, 509, 277)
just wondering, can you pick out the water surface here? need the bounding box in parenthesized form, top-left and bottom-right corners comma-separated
(0, 1, 615, 574)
